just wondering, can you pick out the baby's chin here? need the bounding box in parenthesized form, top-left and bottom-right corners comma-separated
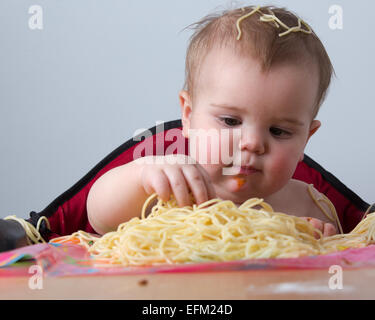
(213, 180, 252, 205)
(226, 176, 246, 193)
(213, 176, 273, 205)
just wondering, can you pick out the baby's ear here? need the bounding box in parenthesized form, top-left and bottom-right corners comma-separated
(179, 90, 192, 138)
(307, 120, 321, 141)
(300, 120, 321, 162)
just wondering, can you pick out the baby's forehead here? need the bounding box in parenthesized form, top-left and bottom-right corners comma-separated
(197, 45, 319, 84)
(194, 47, 320, 116)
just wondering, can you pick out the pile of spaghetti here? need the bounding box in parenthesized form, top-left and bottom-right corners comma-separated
(50, 194, 375, 266)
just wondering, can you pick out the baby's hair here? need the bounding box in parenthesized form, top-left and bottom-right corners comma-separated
(183, 5, 334, 118)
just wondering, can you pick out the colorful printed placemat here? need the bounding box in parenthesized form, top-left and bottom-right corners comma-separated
(1, 242, 375, 277)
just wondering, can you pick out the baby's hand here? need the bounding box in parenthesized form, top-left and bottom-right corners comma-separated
(135, 154, 216, 207)
(301, 217, 337, 238)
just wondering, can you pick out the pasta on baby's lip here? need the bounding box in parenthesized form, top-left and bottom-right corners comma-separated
(50, 194, 375, 267)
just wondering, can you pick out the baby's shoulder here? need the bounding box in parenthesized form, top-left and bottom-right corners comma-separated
(286, 179, 315, 202)
(268, 179, 335, 224)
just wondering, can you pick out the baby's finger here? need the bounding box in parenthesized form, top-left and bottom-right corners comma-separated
(181, 165, 208, 205)
(146, 169, 172, 202)
(163, 167, 191, 207)
(194, 163, 216, 200)
(301, 217, 324, 239)
(323, 223, 337, 237)
(309, 218, 324, 233)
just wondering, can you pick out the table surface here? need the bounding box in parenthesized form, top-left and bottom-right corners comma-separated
(1, 267, 374, 299)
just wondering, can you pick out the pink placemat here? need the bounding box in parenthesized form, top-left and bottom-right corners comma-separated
(1, 243, 375, 277)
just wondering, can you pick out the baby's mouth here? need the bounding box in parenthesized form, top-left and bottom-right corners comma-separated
(238, 165, 261, 175)
(222, 164, 261, 176)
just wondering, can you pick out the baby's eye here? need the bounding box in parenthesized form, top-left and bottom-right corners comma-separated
(270, 127, 291, 138)
(220, 117, 241, 127)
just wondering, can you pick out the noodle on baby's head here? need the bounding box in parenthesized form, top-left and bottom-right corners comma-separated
(51, 194, 375, 266)
(235, 6, 312, 40)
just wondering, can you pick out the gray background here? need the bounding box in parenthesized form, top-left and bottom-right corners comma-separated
(0, 0, 373, 219)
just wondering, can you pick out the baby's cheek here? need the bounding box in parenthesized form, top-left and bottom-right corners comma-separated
(218, 131, 235, 166)
(189, 129, 224, 166)
(199, 162, 222, 184)
(268, 152, 297, 180)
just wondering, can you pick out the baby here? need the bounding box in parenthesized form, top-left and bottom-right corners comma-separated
(86, 6, 338, 237)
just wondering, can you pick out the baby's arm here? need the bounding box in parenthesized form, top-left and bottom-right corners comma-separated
(86, 159, 148, 235)
(86, 154, 216, 235)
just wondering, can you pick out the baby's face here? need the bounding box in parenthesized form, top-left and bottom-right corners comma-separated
(180, 46, 320, 204)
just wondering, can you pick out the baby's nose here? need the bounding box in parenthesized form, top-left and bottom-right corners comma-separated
(238, 130, 266, 155)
